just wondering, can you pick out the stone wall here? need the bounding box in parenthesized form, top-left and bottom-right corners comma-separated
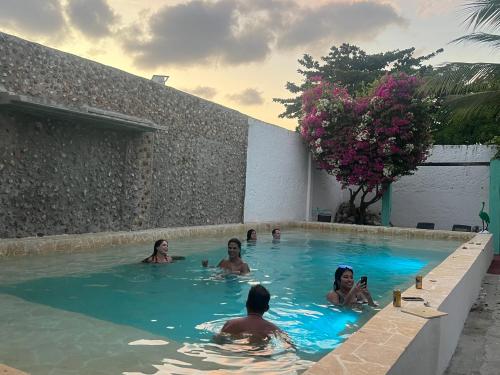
(0, 113, 144, 237)
(0, 32, 247, 238)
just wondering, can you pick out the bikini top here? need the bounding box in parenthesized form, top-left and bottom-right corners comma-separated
(335, 290, 365, 305)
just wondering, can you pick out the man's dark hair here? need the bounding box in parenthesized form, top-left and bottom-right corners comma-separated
(271, 228, 279, 235)
(228, 238, 241, 249)
(246, 285, 270, 314)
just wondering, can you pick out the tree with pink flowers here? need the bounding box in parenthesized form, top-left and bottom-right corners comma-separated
(300, 74, 435, 224)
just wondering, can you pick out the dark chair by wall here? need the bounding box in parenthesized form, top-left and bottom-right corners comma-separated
(452, 224, 472, 232)
(416, 222, 435, 230)
(318, 214, 332, 222)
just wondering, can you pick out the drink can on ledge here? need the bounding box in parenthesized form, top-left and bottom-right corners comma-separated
(416, 275, 423, 289)
(393, 290, 401, 307)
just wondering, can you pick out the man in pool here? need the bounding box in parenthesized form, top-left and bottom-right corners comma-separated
(220, 285, 281, 339)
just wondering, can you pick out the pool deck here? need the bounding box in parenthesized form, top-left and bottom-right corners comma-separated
(444, 269, 500, 375)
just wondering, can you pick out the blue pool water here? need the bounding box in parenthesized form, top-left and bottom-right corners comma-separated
(0, 230, 461, 374)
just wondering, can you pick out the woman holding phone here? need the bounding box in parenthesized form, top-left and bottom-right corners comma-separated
(326, 265, 376, 307)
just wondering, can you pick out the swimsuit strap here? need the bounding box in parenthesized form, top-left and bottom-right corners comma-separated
(335, 290, 345, 304)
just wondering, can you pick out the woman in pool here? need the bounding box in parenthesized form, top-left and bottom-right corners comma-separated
(246, 229, 257, 242)
(142, 239, 173, 264)
(203, 238, 250, 274)
(326, 265, 376, 307)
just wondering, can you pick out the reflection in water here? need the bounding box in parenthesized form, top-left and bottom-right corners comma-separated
(125, 336, 314, 374)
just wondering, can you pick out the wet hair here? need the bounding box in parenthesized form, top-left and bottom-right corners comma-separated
(333, 266, 354, 290)
(142, 239, 167, 263)
(246, 229, 256, 241)
(246, 285, 270, 314)
(272, 228, 279, 235)
(228, 238, 242, 257)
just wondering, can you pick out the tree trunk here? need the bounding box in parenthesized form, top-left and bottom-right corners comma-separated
(357, 204, 368, 224)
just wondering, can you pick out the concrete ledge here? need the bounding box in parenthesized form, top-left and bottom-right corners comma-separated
(304, 233, 493, 375)
(0, 222, 475, 257)
(295, 222, 475, 241)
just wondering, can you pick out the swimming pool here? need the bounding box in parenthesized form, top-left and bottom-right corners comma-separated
(0, 230, 462, 374)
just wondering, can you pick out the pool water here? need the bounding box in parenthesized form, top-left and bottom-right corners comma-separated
(0, 230, 461, 374)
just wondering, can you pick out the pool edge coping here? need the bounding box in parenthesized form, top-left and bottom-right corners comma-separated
(0, 222, 475, 257)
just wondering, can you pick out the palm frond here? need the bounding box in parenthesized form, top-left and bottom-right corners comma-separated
(452, 32, 500, 48)
(421, 62, 500, 96)
(443, 90, 500, 121)
(461, 0, 500, 31)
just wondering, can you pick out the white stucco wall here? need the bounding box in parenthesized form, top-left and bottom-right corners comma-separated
(391, 145, 496, 230)
(243, 118, 310, 222)
(310, 169, 346, 221)
(245, 119, 495, 229)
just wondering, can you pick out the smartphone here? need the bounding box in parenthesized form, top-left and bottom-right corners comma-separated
(360, 276, 367, 286)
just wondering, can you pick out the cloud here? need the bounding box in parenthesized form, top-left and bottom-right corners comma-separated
(0, 0, 66, 36)
(417, 0, 456, 17)
(121, 0, 275, 68)
(120, 0, 406, 68)
(277, 1, 407, 49)
(186, 86, 218, 99)
(66, 0, 118, 38)
(227, 88, 264, 105)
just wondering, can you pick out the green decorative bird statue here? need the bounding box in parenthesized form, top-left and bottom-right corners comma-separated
(479, 202, 490, 232)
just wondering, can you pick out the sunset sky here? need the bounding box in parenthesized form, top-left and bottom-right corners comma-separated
(1, 0, 499, 130)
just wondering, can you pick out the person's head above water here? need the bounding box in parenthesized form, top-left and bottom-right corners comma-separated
(246, 284, 270, 315)
(153, 239, 168, 256)
(246, 229, 257, 241)
(142, 239, 170, 263)
(271, 228, 281, 240)
(228, 238, 242, 258)
(334, 265, 354, 291)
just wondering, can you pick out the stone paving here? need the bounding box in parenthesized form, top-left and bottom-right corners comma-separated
(445, 272, 500, 375)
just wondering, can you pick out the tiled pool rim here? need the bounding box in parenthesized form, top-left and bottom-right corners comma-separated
(0, 222, 476, 257)
(0, 222, 492, 375)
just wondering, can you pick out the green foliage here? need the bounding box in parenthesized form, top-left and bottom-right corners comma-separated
(421, 0, 500, 152)
(488, 135, 500, 158)
(460, 0, 500, 29)
(453, 32, 500, 48)
(433, 110, 499, 145)
(273, 43, 443, 120)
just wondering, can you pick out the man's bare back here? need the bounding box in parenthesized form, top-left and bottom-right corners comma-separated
(221, 314, 280, 339)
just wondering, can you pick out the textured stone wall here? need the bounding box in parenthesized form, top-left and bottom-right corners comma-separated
(0, 32, 247, 238)
(0, 113, 143, 237)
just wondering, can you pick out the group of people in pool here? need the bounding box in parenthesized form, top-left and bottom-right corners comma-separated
(245, 228, 281, 242)
(142, 230, 376, 339)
